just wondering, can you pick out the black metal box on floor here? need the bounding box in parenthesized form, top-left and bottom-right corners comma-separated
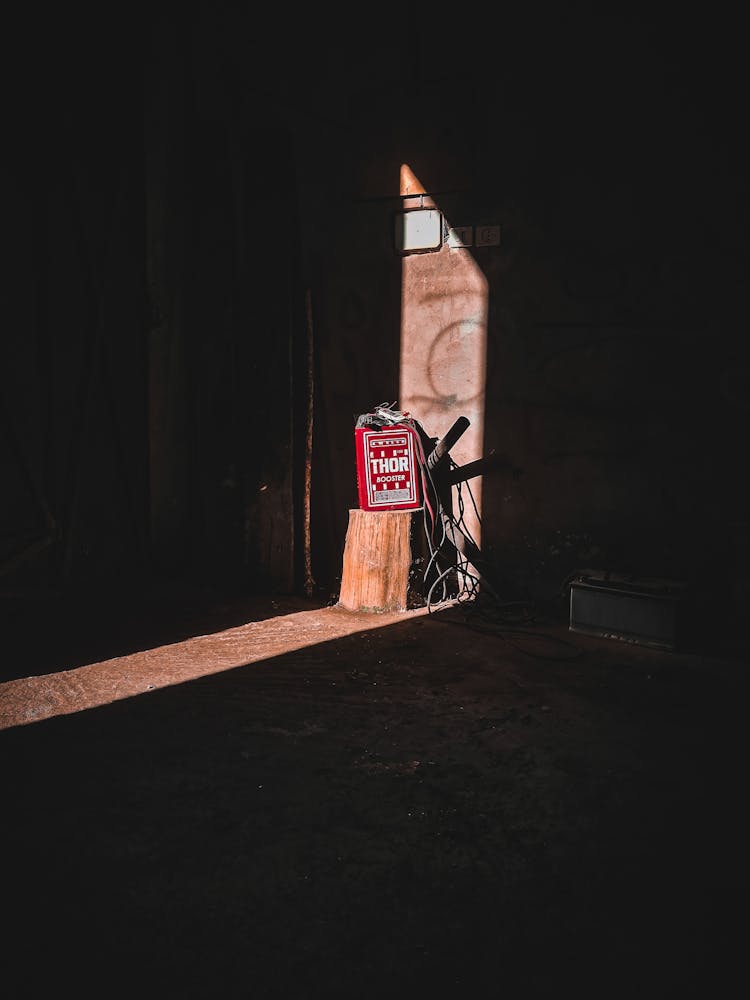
(569, 571, 688, 651)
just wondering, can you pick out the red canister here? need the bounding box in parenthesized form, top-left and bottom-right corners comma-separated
(354, 423, 422, 512)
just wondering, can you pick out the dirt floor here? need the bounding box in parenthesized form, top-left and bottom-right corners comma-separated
(1, 585, 748, 998)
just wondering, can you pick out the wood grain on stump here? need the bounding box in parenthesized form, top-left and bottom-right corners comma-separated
(338, 508, 413, 612)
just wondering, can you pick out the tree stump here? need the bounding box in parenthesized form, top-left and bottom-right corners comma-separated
(338, 508, 413, 612)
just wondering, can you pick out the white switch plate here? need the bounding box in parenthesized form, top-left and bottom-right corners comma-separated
(447, 226, 473, 248)
(475, 225, 501, 247)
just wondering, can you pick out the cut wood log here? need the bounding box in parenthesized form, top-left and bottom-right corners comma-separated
(338, 508, 413, 612)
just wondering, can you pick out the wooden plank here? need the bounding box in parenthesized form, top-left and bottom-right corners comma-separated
(338, 508, 412, 612)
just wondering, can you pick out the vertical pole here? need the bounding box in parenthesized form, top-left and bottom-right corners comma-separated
(304, 288, 315, 598)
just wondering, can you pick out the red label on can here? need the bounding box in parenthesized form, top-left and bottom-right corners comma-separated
(355, 425, 422, 511)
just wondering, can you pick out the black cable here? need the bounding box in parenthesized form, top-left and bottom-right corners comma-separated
(430, 592, 584, 662)
(417, 459, 583, 662)
(364, 405, 585, 663)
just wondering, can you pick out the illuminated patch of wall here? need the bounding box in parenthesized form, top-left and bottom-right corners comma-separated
(396, 164, 488, 551)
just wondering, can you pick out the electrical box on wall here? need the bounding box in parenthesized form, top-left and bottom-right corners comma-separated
(355, 424, 422, 511)
(394, 210, 443, 254)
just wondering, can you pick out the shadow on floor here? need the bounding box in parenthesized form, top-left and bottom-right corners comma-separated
(2, 600, 749, 998)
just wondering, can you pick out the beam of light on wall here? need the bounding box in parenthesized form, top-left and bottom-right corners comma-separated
(397, 164, 488, 552)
